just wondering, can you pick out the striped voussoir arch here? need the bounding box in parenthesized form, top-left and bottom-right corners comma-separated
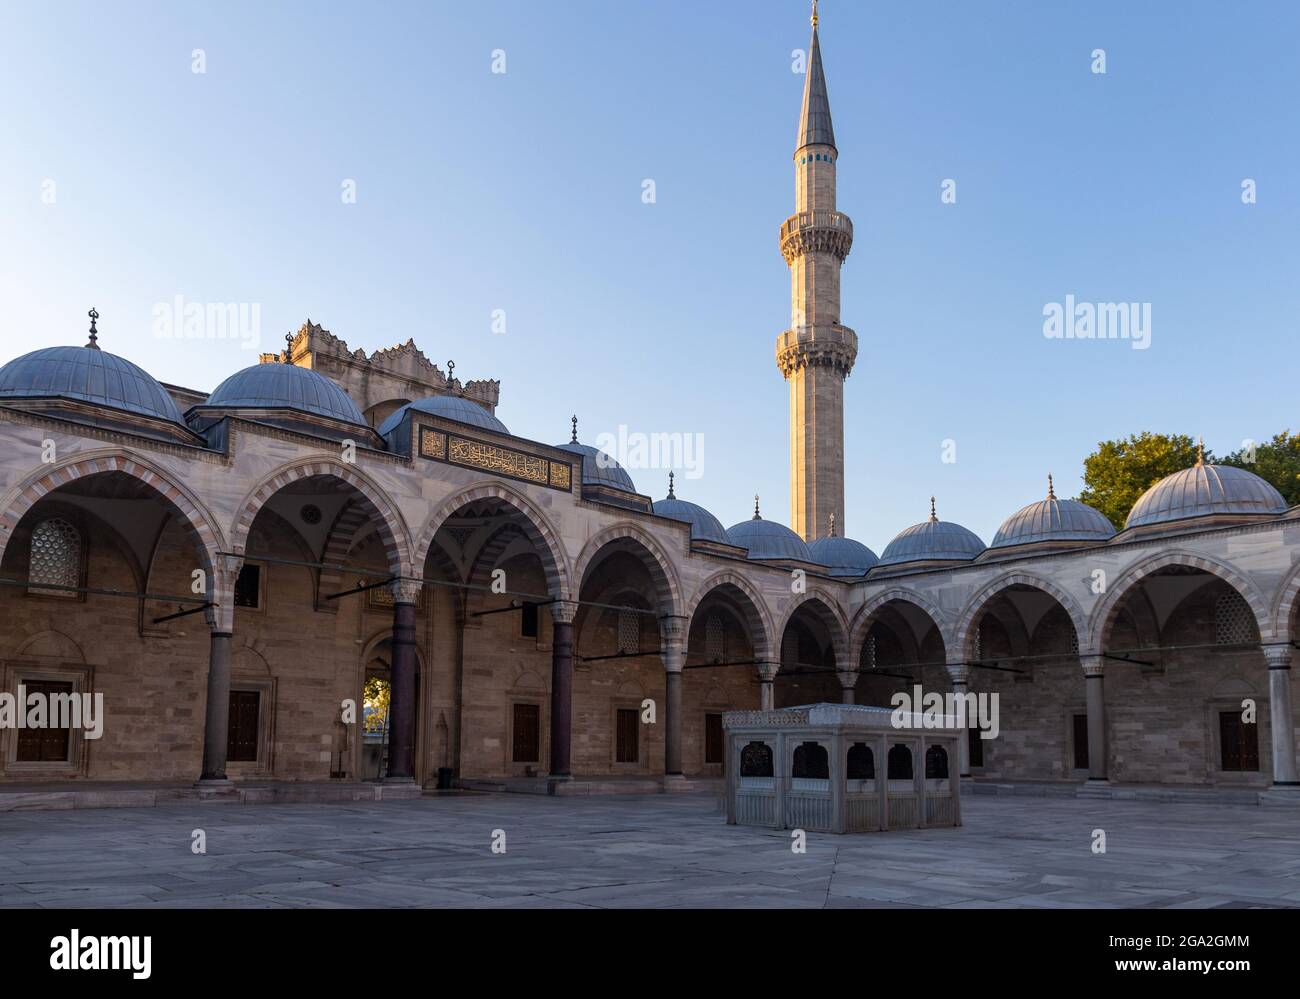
(0, 454, 224, 576)
(232, 461, 410, 576)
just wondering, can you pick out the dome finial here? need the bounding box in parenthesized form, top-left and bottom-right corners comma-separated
(828, 511, 836, 538)
(929, 496, 938, 523)
(1047, 473, 1056, 500)
(570, 414, 578, 442)
(811, 0, 819, 28)
(667, 471, 676, 499)
(1196, 437, 1205, 467)
(753, 494, 761, 520)
(283, 332, 294, 363)
(86, 308, 100, 350)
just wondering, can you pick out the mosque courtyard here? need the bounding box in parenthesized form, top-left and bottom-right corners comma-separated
(0, 792, 1296, 909)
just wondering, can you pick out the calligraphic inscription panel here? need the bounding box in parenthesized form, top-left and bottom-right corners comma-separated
(416, 424, 572, 493)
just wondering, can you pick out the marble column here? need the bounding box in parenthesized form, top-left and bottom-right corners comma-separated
(1264, 645, 1299, 785)
(549, 601, 577, 780)
(837, 670, 856, 705)
(659, 615, 688, 776)
(1081, 654, 1108, 782)
(199, 631, 233, 782)
(947, 662, 971, 778)
(385, 578, 423, 783)
(757, 662, 779, 711)
(198, 554, 241, 786)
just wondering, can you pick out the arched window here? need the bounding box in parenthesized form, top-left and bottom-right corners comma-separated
(29, 518, 80, 597)
(887, 744, 913, 780)
(847, 742, 874, 779)
(1215, 591, 1255, 645)
(791, 741, 829, 779)
(617, 609, 640, 655)
(706, 613, 725, 662)
(925, 745, 949, 779)
(740, 741, 773, 777)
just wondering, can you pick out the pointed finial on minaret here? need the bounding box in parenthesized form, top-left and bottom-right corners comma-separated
(828, 511, 836, 538)
(667, 471, 676, 499)
(753, 494, 761, 520)
(1047, 474, 1056, 500)
(929, 496, 938, 523)
(570, 415, 579, 442)
(811, 0, 819, 27)
(85, 308, 99, 349)
(1196, 437, 1205, 466)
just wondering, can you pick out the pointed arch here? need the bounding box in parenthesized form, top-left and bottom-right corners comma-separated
(231, 458, 412, 576)
(685, 569, 775, 662)
(954, 571, 1087, 661)
(1087, 549, 1272, 651)
(413, 480, 571, 600)
(775, 589, 851, 665)
(849, 587, 950, 666)
(1270, 556, 1300, 640)
(0, 450, 225, 579)
(573, 521, 683, 617)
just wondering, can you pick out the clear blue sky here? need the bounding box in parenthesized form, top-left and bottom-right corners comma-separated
(1, 1, 1296, 553)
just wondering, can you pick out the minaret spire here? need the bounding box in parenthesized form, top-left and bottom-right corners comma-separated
(798, 5, 835, 152)
(778, 3, 857, 541)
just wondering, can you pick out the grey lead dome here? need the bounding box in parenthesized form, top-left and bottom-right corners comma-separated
(0, 345, 185, 424)
(205, 363, 367, 426)
(879, 517, 985, 566)
(991, 493, 1115, 549)
(380, 395, 508, 436)
(807, 535, 878, 576)
(726, 517, 813, 561)
(1127, 461, 1287, 528)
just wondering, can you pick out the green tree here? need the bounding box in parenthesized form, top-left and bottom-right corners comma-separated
(1220, 431, 1300, 507)
(1078, 432, 1205, 530)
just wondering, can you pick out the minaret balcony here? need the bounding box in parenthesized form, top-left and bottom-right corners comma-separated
(780, 211, 854, 264)
(775, 324, 858, 378)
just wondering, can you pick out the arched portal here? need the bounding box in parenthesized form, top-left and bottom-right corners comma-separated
(1091, 556, 1272, 785)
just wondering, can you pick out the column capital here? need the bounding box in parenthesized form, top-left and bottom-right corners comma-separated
(550, 599, 579, 625)
(836, 669, 857, 690)
(204, 554, 245, 632)
(387, 577, 423, 605)
(1264, 645, 1293, 670)
(658, 614, 689, 645)
(946, 662, 970, 685)
(756, 661, 780, 683)
(1080, 654, 1105, 678)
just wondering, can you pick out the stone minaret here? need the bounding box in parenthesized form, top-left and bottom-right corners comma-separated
(777, 2, 856, 541)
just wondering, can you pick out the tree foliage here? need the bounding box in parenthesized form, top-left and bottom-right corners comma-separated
(1078, 432, 1204, 530)
(1220, 431, 1300, 508)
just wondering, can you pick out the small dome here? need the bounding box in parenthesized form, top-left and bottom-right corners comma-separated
(879, 500, 985, 566)
(0, 345, 184, 424)
(380, 395, 508, 436)
(652, 475, 727, 543)
(726, 499, 813, 561)
(1126, 457, 1287, 529)
(205, 363, 366, 425)
(554, 418, 636, 493)
(991, 477, 1116, 549)
(808, 535, 879, 576)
